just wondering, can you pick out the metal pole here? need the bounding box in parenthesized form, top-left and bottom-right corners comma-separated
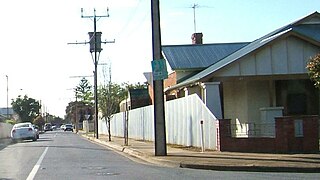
(94, 9, 99, 139)
(151, 0, 167, 156)
(193, 4, 197, 33)
(6, 75, 8, 119)
(200, 120, 205, 152)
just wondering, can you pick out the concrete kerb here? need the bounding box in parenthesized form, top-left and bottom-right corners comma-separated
(180, 163, 320, 173)
(79, 133, 320, 173)
(0, 138, 12, 150)
(81, 134, 179, 168)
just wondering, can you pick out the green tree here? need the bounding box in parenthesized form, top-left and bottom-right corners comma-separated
(33, 115, 45, 129)
(98, 64, 127, 141)
(125, 81, 148, 90)
(99, 83, 125, 141)
(307, 53, 320, 88)
(11, 95, 41, 123)
(74, 77, 93, 104)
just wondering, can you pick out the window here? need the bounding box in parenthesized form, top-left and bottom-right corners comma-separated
(294, 119, 303, 137)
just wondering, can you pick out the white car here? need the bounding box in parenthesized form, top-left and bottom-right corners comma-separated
(60, 124, 66, 131)
(11, 122, 38, 142)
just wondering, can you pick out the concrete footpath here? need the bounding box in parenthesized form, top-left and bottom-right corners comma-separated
(0, 138, 12, 149)
(79, 132, 320, 173)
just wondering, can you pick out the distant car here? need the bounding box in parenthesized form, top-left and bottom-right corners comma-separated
(64, 124, 73, 132)
(33, 125, 40, 139)
(44, 123, 52, 132)
(11, 122, 38, 142)
(60, 124, 66, 131)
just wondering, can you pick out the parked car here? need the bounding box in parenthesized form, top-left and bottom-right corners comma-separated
(33, 125, 40, 139)
(51, 125, 57, 130)
(44, 123, 52, 132)
(11, 122, 38, 142)
(60, 124, 66, 131)
(64, 124, 73, 132)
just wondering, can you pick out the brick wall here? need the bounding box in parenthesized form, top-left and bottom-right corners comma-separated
(275, 115, 319, 153)
(219, 115, 319, 153)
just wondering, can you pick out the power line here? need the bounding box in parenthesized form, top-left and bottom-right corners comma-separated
(116, 0, 143, 39)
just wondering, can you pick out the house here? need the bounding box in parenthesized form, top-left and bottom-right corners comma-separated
(145, 35, 249, 103)
(119, 88, 151, 112)
(161, 12, 320, 131)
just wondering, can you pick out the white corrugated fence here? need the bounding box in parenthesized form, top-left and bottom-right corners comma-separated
(99, 94, 218, 150)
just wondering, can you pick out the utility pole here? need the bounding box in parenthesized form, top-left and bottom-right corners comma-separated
(68, 8, 114, 139)
(151, 0, 167, 156)
(6, 75, 9, 119)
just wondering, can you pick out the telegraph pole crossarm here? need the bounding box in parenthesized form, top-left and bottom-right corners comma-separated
(67, 41, 88, 45)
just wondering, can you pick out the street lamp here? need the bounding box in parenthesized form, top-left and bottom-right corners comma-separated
(6, 75, 8, 119)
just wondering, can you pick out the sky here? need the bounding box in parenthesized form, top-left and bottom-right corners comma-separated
(0, 0, 319, 118)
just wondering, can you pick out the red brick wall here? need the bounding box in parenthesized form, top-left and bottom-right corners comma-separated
(219, 115, 319, 153)
(275, 116, 319, 153)
(218, 119, 275, 152)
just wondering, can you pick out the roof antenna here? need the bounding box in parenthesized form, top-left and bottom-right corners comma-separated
(192, 3, 199, 33)
(189, 3, 213, 33)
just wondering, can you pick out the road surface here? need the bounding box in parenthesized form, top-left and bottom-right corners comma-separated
(0, 131, 319, 180)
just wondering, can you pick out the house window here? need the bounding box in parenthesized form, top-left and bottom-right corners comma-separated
(294, 119, 303, 137)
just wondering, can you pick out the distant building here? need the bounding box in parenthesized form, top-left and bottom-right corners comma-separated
(119, 88, 151, 112)
(0, 107, 15, 121)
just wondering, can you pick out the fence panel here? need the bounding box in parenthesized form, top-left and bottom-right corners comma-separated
(100, 94, 218, 150)
(231, 122, 275, 138)
(0, 123, 13, 138)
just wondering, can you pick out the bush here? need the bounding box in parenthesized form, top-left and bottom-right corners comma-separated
(5, 119, 16, 125)
(306, 53, 320, 88)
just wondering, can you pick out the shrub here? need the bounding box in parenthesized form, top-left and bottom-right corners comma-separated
(5, 119, 16, 125)
(306, 53, 320, 88)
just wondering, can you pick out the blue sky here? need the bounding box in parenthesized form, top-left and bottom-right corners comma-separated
(0, 0, 319, 117)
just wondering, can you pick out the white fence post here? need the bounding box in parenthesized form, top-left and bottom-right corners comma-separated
(200, 120, 205, 152)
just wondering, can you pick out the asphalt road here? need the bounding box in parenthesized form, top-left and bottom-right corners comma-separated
(1, 131, 319, 180)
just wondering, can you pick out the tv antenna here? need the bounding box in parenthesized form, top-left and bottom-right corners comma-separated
(189, 3, 213, 33)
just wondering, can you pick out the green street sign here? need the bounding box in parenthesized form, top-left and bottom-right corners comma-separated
(151, 59, 168, 80)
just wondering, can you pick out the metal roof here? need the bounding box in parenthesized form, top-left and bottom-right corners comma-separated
(293, 24, 320, 43)
(166, 11, 320, 91)
(162, 42, 249, 70)
(0, 108, 14, 115)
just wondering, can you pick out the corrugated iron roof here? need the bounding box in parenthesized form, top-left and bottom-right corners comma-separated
(0, 108, 14, 115)
(293, 24, 320, 43)
(166, 11, 320, 91)
(162, 43, 249, 70)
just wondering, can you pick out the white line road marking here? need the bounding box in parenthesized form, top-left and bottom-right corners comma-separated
(26, 146, 49, 180)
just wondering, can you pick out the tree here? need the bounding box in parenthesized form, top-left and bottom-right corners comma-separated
(74, 77, 93, 104)
(125, 81, 148, 90)
(98, 64, 127, 141)
(307, 53, 320, 88)
(33, 115, 45, 129)
(67, 78, 94, 132)
(11, 95, 41, 123)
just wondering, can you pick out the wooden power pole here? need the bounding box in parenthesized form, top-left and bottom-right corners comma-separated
(151, 0, 167, 156)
